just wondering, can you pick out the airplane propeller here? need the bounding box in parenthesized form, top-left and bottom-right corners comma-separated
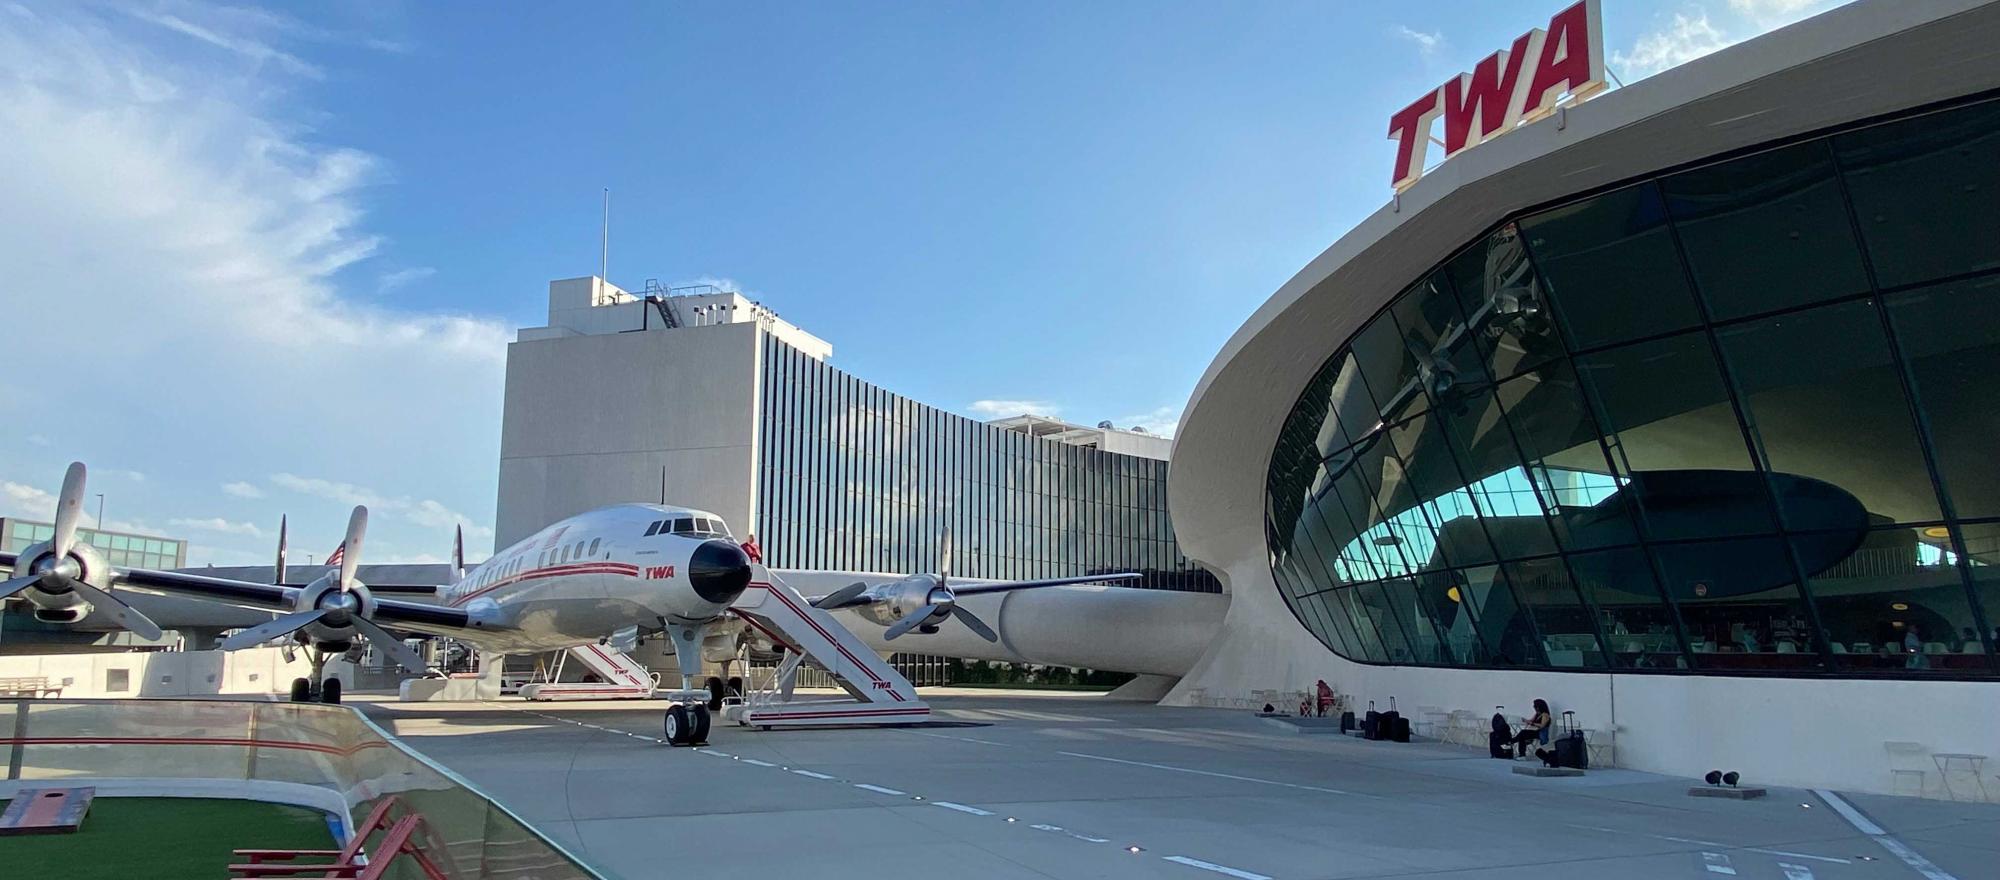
(0, 462, 164, 640)
(218, 505, 425, 672)
(882, 527, 1001, 643)
(812, 581, 870, 610)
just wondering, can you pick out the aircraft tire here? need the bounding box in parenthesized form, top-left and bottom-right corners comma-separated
(290, 678, 313, 702)
(691, 705, 711, 744)
(726, 676, 744, 698)
(664, 704, 691, 746)
(704, 676, 725, 710)
(320, 678, 342, 705)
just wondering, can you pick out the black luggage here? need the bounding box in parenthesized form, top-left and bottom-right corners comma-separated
(1553, 710, 1587, 769)
(1339, 710, 1356, 732)
(1380, 696, 1405, 743)
(1362, 700, 1382, 740)
(1488, 729, 1512, 759)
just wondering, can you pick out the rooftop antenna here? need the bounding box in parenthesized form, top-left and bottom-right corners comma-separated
(660, 466, 667, 505)
(600, 187, 611, 287)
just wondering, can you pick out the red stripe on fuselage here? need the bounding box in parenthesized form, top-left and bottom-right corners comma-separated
(448, 562, 640, 607)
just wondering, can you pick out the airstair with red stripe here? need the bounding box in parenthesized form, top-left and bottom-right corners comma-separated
(723, 565, 930, 728)
(518, 642, 658, 701)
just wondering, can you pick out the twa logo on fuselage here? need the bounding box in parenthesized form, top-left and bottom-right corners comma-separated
(645, 565, 677, 580)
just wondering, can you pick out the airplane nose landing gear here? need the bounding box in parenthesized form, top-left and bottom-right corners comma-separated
(664, 702, 711, 746)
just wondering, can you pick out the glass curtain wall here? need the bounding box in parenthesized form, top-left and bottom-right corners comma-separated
(1266, 96, 2000, 677)
(758, 336, 1218, 592)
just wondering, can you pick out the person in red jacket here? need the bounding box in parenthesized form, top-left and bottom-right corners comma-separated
(739, 534, 763, 564)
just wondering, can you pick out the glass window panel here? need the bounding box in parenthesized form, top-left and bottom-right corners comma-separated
(1412, 570, 1488, 664)
(1356, 580, 1416, 663)
(1521, 182, 1702, 350)
(1800, 525, 1989, 674)
(1328, 588, 1387, 662)
(1651, 537, 1825, 672)
(1495, 361, 1638, 550)
(1717, 299, 1940, 526)
(1391, 270, 1494, 394)
(1835, 99, 2000, 288)
(1577, 331, 1775, 539)
(1664, 140, 1870, 319)
(1387, 410, 1495, 566)
(1884, 277, 2000, 519)
(1952, 521, 2000, 669)
(1453, 564, 1545, 666)
(1568, 547, 1687, 669)
(1350, 312, 1431, 423)
(1387, 577, 1449, 664)
(1437, 390, 1560, 560)
(1444, 224, 1565, 381)
(1504, 558, 1608, 668)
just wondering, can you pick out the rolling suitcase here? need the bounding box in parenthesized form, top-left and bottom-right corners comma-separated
(1380, 696, 1405, 743)
(1362, 700, 1382, 740)
(1339, 710, 1357, 733)
(1553, 710, 1588, 769)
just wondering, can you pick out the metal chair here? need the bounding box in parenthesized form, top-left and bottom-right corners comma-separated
(1884, 741, 1930, 796)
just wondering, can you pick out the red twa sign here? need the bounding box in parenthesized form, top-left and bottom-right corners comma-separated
(1388, 0, 1606, 191)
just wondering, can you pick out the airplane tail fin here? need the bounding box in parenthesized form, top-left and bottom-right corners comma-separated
(274, 515, 288, 585)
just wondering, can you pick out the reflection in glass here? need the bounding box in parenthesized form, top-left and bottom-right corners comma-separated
(1522, 183, 1701, 350)
(1884, 277, 2000, 520)
(1800, 526, 1987, 673)
(1835, 99, 2000, 289)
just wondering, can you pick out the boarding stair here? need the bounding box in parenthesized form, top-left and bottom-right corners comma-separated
(724, 565, 930, 728)
(518, 641, 658, 701)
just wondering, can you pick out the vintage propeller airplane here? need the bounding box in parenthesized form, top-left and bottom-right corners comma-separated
(0, 462, 1135, 742)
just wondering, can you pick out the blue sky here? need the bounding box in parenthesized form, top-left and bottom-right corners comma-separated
(0, 0, 1846, 565)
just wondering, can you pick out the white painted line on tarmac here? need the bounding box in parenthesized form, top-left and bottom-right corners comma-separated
(698, 750, 732, 757)
(1057, 750, 1361, 796)
(931, 801, 995, 816)
(1780, 862, 1813, 880)
(791, 769, 836, 780)
(905, 730, 1011, 747)
(1814, 789, 1959, 880)
(1028, 824, 1110, 843)
(739, 758, 776, 767)
(853, 784, 905, 795)
(1162, 855, 1272, 880)
(1564, 823, 1850, 865)
(1701, 852, 1737, 875)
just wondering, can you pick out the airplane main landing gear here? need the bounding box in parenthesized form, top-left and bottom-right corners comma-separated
(663, 703, 711, 746)
(288, 645, 345, 704)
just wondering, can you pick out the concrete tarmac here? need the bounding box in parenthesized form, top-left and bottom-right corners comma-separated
(358, 693, 1999, 880)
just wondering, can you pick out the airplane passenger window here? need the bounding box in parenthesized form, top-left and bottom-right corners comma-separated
(588, 538, 600, 556)
(572, 541, 584, 559)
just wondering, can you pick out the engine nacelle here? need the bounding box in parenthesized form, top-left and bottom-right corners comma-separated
(291, 574, 377, 644)
(12, 539, 106, 615)
(853, 575, 949, 629)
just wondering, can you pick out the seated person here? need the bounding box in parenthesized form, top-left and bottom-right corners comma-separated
(1511, 699, 1552, 758)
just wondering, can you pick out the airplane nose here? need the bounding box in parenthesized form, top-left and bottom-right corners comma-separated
(688, 539, 751, 605)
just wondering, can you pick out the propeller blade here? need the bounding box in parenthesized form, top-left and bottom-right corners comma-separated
(220, 609, 327, 651)
(64, 579, 165, 642)
(338, 506, 367, 591)
(938, 527, 953, 591)
(350, 615, 427, 673)
(52, 462, 87, 558)
(813, 582, 869, 609)
(0, 575, 41, 601)
(947, 605, 998, 642)
(451, 525, 466, 582)
(883, 606, 934, 641)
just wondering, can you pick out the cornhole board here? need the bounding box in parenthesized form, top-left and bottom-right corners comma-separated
(0, 786, 94, 835)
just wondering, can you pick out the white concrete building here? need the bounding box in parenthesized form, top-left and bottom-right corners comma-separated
(1166, 0, 2000, 797)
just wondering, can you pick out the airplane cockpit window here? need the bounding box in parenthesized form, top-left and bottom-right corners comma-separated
(693, 517, 711, 533)
(643, 521, 662, 537)
(709, 519, 731, 537)
(673, 517, 694, 533)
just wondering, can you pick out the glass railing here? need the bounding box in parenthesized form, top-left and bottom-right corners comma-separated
(1, 699, 605, 880)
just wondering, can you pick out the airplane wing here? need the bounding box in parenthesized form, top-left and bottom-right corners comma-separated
(950, 572, 1143, 596)
(114, 567, 471, 635)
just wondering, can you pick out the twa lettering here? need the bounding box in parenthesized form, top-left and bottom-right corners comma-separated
(646, 565, 677, 579)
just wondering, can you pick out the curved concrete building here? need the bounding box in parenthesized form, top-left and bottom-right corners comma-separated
(1169, 0, 2000, 795)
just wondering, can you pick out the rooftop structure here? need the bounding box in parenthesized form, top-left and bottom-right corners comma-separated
(985, 413, 1173, 461)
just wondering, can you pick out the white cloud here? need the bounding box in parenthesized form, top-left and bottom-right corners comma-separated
(221, 481, 264, 499)
(1, 480, 57, 519)
(105, 468, 146, 482)
(0, 6, 504, 564)
(25, 434, 50, 447)
(272, 473, 493, 541)
(1396, 25, 1444, 59)
(969, 399, 1059, 418)
(377, 266, 435, 293)
(1613, 10, 1732, 77)
(1727, 0, 1835, 25)
(169, 516, 264, 538)
(1115, 406, 1182, 439)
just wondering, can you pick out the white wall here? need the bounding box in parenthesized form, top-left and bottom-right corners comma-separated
(1173, 556, 2000, 798)
(0, 648, 340, 697)
(494, 320, 764, 548)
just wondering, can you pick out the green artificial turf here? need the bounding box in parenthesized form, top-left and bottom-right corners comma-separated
(0, 795, 334, 880)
